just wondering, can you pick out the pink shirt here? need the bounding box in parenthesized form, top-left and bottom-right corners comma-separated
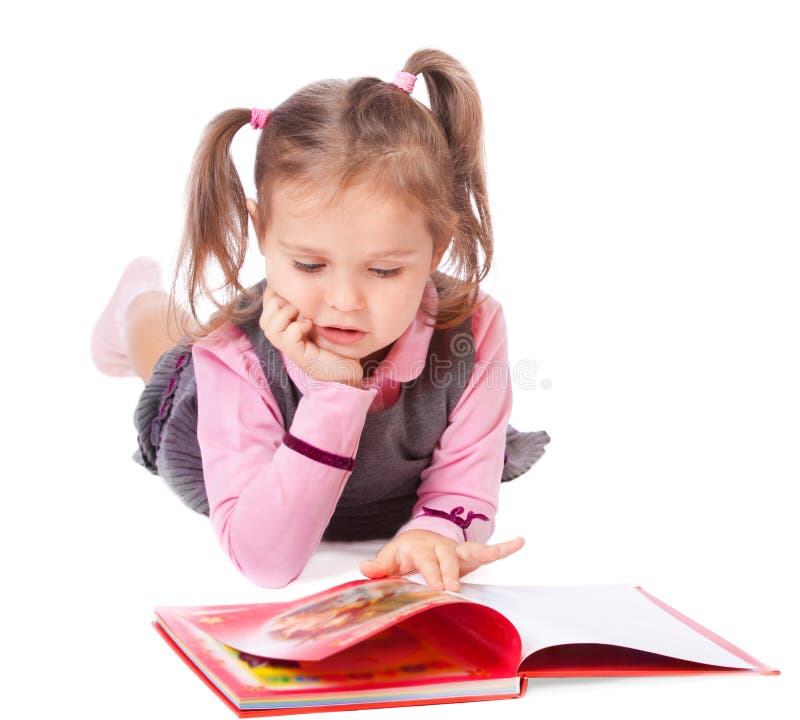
(191, 276, 513, 587)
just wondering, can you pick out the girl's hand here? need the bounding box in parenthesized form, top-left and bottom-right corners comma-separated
(259, 285, 364, 387)
(359, 530, 525, 593)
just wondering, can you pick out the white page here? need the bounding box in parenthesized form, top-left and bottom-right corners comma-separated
(455, 584, 756, 670)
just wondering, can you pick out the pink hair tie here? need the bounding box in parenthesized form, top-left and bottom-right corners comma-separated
(250, 108, 272, 130)
(391, 70, 417, 94)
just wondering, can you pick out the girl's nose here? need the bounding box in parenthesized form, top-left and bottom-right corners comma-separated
(326, 274, 365, 313)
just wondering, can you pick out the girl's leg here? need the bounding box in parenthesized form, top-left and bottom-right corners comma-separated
(123, 291, 193, 384)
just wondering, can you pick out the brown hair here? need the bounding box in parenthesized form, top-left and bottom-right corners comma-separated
(170, 48, 494, 344)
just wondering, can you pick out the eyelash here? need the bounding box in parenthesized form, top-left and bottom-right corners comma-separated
(291, 260, 401, 278)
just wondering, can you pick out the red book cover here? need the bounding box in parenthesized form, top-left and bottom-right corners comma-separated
(153, 578, 778, 716)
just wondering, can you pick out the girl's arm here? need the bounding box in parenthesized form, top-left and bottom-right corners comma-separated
(192, 324, 377, 588)
(360, 294, 520, 590)
(394, 293, 513, 544)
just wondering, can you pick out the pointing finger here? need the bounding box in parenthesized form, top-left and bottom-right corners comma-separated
(456, 536, 525, 569)
(493, 536, 525, 557)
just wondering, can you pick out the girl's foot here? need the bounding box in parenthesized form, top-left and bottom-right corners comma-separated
(90, 257, 165, 377)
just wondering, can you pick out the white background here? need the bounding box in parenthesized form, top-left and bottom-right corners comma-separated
(1, 1, 796, 718)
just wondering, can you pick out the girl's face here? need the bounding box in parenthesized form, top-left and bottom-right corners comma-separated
(251, 180, 446, 369)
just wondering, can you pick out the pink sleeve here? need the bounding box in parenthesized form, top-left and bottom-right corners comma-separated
(394, 294, 512, 544)
(192, 327, 377, 588)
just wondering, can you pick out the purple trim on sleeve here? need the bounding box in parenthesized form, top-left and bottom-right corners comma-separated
(419, 506, 490, 540)
(282, 431, 356, 471)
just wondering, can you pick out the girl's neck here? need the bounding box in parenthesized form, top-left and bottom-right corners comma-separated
(361, 341, 395, 378)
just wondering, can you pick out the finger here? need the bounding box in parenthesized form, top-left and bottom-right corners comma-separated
(462, 536, 524, 560)
(259, 294, 287, 332)
(434, 544, 461, 592)
(263, 288, 290, 312)
(284, 317, 313, 344)
(501, 536, 525, 555)
(271, 301, 300, 330)
(359, 544, 401, 579)
(456, 536, 525, 573)
(485, 536, 525, 558)
(262, 300, 300, 338)
(414, 550, 445, 591)
(263, 286, 286, 307)
(359, 558, 391, 578)
(262, 290, 285, 314)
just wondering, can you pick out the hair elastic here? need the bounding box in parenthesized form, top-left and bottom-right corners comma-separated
(250, 108, 272, 130)
(391, 70, 417, 94)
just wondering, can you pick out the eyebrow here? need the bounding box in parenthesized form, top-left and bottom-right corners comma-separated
(278, 240, 418, 259)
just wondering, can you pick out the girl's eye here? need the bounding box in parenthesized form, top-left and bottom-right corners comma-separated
(292, 261, 324, 273)
(291, 260, 401, 278)
(371, 267, 402, 278)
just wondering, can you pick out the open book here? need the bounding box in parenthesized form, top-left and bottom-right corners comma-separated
(153, 578, 778, 717)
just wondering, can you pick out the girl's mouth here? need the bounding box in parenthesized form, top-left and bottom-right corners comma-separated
(317, 326, 367, 345)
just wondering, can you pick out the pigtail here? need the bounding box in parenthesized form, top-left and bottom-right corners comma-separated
(402, 49, 493, 321)
(170, 108, 256, 342)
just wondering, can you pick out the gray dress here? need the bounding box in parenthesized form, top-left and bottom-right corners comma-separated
(133, 272, 550, 540)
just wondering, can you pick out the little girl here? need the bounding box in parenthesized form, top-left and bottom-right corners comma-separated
(91, 48, 550, 592)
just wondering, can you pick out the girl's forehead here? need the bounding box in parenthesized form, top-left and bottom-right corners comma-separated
(273, 176, 417, 212)
(271, 180, 425, 227)
(265, 183, 434, 253)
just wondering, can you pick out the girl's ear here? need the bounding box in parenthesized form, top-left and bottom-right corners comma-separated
(246, 198, 264, 253)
